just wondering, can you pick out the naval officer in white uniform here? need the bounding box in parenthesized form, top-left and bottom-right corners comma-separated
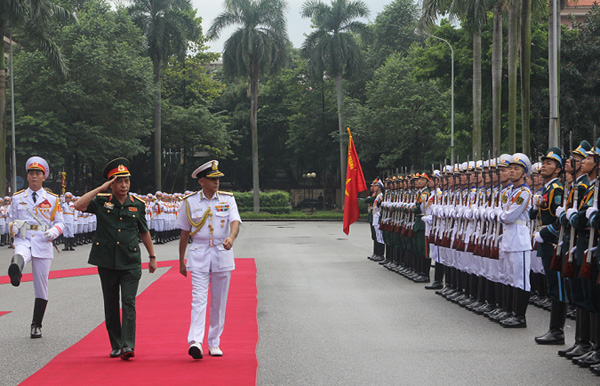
(176, 160, 241, 360)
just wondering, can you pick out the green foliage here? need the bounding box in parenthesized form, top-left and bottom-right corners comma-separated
(240, 210, 351, 220)
(13, 0, 154, 188)
(559, 5, 600, 146)
(344, 50, 450, 171)
(234, 190, 291, 213)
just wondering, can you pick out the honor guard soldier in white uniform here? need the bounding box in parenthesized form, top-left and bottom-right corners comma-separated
(491, 153, 533, 328)
(7, 156, 65, 338)
(61, 192, 76, 251)
(176, 160, 241, 360)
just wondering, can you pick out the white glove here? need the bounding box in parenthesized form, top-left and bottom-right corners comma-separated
(555, 205, 565, 218)
(586, 207, 598, 221)
(44, 226, 61, 241)
(534, 231, 544, 244)
(493, 207, 503, 221)
(566, 207, 578, 220)
(485, 207, 494, 221)
(463, 208, 473, 220)
(478, 206, 486, 221)
(422, 215, 433, 225)
(11, 222, 19, 236)
(533, 194, 542, 207)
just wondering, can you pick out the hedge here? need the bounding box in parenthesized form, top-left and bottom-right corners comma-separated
(234, 190, 292, 214)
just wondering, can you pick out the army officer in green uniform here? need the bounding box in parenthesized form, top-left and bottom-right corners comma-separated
(74, 157, 157, 360)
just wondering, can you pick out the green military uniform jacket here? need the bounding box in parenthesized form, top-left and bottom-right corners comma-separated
(85, 193, 149, 270)
(530, 178, 563, 257)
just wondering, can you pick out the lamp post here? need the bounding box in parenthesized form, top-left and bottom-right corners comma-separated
(415, 28, 454, 166)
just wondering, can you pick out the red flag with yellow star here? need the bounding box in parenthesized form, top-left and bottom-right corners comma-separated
(343, 128, 367, 234)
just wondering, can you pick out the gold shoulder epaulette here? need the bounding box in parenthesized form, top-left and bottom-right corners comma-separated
(183, 191, 197, 199)
(44, 187, 54, 194)
(218, 191, 234, 196)
(581, 183, 589, 189)
(133, 195, 146, 204)
(46, 191, 59, 197)
(97, 193, 111, 197)
(552, 183, 561, 190)
(13, 189, 25, 196)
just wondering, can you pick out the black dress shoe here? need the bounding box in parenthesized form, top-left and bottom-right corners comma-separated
(500, 315, 527, 328)
(8, 263, 22, 287)
(491, 311, 512, 323)
(535, 329, 565, 345)
(120, 346, 135, 360)
(425, 281, 443, 290)
(413, 275, 430, 283)
(572, 350, 594, 364)
(578, 350, 600, 368)
(30, 325, 42, 339)
(591, 363, 600, 375)
(565, 343, 592, 360)
(110, 349, 122, 358)
(558, 343, 579, 357)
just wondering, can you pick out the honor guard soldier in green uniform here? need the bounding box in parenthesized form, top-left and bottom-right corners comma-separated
(74, 157, 157, 360)
(531, 147, 566, 344)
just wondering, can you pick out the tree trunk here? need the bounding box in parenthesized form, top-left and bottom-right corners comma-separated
(507, 3, 519, 154)
(0, 22, 7, 196)
(472, 28, 482, 161)
(521, 0, 531, 156)
(153, 57, 162, 191)
(336, 73, 345, 208)
(492, 3, 503, 157)
(250, 56, 260, 213)
(548, 0, 561, 147)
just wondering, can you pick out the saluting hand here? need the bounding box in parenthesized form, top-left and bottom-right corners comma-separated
(100, 176, 117, 192)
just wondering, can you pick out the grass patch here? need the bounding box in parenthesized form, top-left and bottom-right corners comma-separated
(240, 209, 366, 220)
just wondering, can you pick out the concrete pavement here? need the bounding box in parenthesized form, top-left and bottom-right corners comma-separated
(0, 221, 598, 385)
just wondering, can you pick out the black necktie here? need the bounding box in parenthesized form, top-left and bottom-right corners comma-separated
(32, 192, 37, 203)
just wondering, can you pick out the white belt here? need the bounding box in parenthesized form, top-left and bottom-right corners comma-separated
(513, 220, 527, 226)
(192, 238, 224, 247)
(25, 223, 49, 232)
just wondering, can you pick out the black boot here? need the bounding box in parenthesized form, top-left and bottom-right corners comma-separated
(535, 299, 567, 344)
(8, 254, 25, 287)
(500, 287, 529, 328)
(31, 298, 48, 338)
(578, 313, 600, 367)
(565, 308, 593, 359)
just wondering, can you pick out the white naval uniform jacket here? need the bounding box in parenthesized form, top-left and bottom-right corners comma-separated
(499, 183, 532, 252)
(9, 188, 65, 258)
(175, 190, 242, 273)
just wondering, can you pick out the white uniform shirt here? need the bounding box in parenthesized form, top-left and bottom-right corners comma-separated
(175, 190, 242, 273)
(9, 188, 65, 258)
(499, 183, 532, 252)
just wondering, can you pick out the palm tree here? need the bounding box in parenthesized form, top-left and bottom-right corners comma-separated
(129, 0, 200, 190)
(507, 0, 519, 153)
(208, 0, 289, 213)
(301, 0, 369, 207)
(491, 0, 502, 156)
(0, 0, 76, 195)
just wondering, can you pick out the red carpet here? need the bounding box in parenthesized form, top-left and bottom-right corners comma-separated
(0, 260, 175, 285)
(21, 259, 258, 385)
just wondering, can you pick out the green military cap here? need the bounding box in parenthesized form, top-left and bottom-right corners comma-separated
(102, 157, 131, 179)
(541, 147, 563, 167)
(572, 140, 591, 158)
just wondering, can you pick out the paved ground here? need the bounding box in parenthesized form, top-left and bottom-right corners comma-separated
(1, 221, 598, 385)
